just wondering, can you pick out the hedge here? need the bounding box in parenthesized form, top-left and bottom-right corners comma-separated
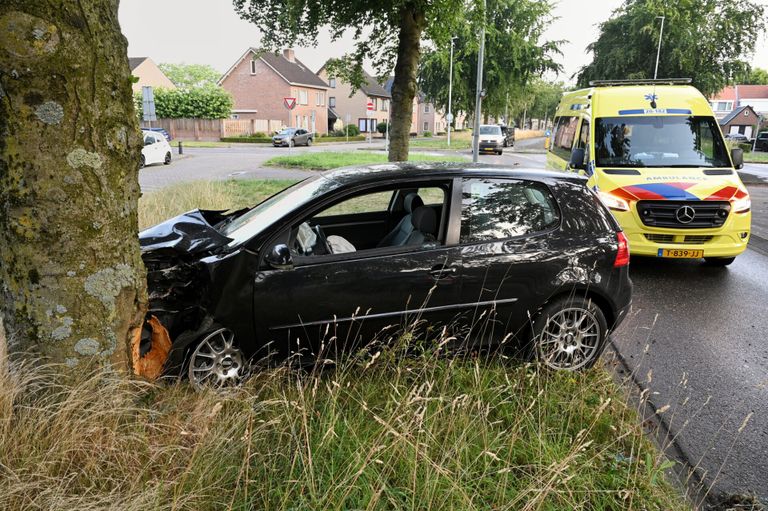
(134, 87, 233, 119)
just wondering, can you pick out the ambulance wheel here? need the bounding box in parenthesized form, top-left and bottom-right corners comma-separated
(704, 257, 736, 266)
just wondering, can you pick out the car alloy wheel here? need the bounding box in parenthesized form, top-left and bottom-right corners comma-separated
(535, 301, 605, 370)
(306, 137, 312, 146)
(188, 328, 246, 388)
(164, 152, 171, 165)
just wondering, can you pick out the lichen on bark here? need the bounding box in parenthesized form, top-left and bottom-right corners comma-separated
(0, 1, 147, 371)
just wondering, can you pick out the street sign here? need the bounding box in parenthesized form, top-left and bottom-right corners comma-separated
(446, 112, 454, 123)
(141, 86, 156, 122)
(366, 99, 374, 117)
(283, 97, 297, 110)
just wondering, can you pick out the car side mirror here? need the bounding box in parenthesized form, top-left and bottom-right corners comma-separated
(569, 148, 586, 170)
(731, 148, 744, 170)
(265, 243, 293, 270)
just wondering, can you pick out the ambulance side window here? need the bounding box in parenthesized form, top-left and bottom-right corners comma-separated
(552, 116, 579, 161)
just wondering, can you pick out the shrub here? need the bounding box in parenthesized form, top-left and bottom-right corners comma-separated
(376, 121, 388, 135)
(422, 130, 432, 138)
(252, 131, 266, 138)
(342, 124, 360, 136)
(133, 86, 234, 119)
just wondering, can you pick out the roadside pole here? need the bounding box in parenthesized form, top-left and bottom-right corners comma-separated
(447, 36, 456, 147)
(472, 0, 486, 163)
(283, 96, 297, 156)
(366, 99, 374, 144)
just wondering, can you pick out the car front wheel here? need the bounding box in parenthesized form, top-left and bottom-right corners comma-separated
(531, 296, 608, 371)
(164, 152, 171, 165)
(187, 328, 247, 388)
(306, 137, 312, 146)
(140, 154, 145, 168)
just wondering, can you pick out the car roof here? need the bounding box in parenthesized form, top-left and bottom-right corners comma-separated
(318, 163, 587, 188)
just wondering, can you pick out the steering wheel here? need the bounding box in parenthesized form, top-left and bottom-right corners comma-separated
(312, 224, 332, 255)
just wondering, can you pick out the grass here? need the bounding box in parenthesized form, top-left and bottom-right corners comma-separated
(409, 129, 547, 151)
(264, 151, 467, 170)
(0, 344, 689, 511)
(744, 151, 768, 163)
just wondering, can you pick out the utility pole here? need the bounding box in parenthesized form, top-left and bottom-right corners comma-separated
(472, 0, 486, 163)
(654, 16, 665, 79)
(447, 36, 456, 147)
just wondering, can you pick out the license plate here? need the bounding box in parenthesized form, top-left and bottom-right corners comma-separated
(657, 248, 704, 258)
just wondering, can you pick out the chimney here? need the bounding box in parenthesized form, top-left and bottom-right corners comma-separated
(283, 49, 295, 63)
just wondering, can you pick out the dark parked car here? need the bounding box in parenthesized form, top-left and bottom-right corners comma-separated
(500, 124, 515, 147)
(755, 131, 768, 152)
(273, 127, 313, 147)
(139, 164, 632, 386)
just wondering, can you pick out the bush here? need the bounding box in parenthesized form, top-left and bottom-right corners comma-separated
(376, 121, 388, 135)
(220, 136, 272, 143)
(252, 131, 266, 138)
(422, 130, 432, 138)
(133, 86, 234, 119)
(339, 124, 360, 137)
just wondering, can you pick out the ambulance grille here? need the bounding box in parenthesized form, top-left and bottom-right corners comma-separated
(636, 201, 730, 229)
(644, 234, 714, 244)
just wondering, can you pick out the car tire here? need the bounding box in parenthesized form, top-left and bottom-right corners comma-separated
(164, 152, 171, 165)
(186, 327, 248, 389)
(140, 154, 145, 168)
(289, 139, 294, 148)
(496, 150, 503, 155)
(529, 295, 609, 371)
(704, 257, 736, 266)
(306, 137, 312, 146)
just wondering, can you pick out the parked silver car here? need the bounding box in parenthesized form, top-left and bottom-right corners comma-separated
(272, 128, 313, 147)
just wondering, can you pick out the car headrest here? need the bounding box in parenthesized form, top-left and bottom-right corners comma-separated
(411, 206, 437, 235)
(403, 193, 424, 213)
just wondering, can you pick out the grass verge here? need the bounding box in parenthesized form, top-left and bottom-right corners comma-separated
(0, 348, 688, 510)
(264, 151, 466, 170)
(176, 141, 233, 148)
(744, 151, 768, 163)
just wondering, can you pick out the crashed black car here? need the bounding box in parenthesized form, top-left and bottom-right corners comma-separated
(139, 164, 632, 386)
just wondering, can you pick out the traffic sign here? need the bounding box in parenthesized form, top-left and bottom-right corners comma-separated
(142, 86, 157, 122)
(446, 112, 454, 123)
(367, 100, 374, 111)
(283, 97, 297, 110)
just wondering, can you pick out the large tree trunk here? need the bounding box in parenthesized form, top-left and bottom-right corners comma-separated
(0, 1, 146, 371)
(388, 3, 425, 162)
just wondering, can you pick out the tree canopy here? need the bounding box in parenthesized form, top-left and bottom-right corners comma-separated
(419, 0, 561, 123)
(743, 67, 768, 85)
(158, 62, 221, 89)
(576, 0, 766, 97)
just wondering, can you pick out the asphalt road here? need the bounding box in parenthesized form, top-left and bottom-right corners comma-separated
(140, 138, 768, 504)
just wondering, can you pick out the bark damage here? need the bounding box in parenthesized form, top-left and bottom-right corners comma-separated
(0, 2, 147, 371)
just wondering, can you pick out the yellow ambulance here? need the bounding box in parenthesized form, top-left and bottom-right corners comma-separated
(546, 79, 751, 266)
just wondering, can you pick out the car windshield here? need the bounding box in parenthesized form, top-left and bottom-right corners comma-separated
(595, 116, 730, 168)
(479, 125, 502, 135)
(221, 176, 341, 246)
(277, 128, 296, 135)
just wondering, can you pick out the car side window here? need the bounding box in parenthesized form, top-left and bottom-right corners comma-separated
(551, 116, 579, 161)
(460, 178, 560, 244)
(315, 190, 394, 217)
(144, 134, 154, 145)
(577, 120, 590, 165)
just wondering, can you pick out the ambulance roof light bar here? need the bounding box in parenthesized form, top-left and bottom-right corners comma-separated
(588, 78, 693, 87)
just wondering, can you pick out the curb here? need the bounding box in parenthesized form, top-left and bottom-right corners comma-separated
(748, 234, 768, 257)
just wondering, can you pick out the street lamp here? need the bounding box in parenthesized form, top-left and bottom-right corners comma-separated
(472, 0, 486, 163)
(654, 16, 665, 79)
(447, 36, 457, 147)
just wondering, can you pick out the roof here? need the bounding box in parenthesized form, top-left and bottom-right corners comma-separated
(128, 57, 148, 71)
(317, 163, 585, 188)
(712, 85, 768, 101)
(218, 48, 328, 88)
(317, 61, 390, 98)
(328, 106, 339, 120)
(719, 105, 758, 126)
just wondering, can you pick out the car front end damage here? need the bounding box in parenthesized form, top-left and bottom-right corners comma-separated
(135, 209, 241, 378)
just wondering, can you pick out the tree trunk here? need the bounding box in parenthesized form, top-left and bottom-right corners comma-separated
(0, 1, 146, 371)
(388, 3, 425, 162)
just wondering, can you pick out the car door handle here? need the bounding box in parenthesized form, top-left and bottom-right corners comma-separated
(429, 266, 457, 279)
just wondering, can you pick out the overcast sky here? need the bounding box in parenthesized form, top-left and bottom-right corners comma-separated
(119, 0, 768, 84)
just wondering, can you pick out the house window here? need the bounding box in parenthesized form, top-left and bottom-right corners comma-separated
(381, 99, 388, 111)
(329, 97, 336, 107)
(424, 104, 431, 113)
(298, 90, 308, 105)
(423, 121, 429, 131)
(316, 92, 325, 106)
(230, 114, 240, 120)
(370, 97, 377, 111)
(712, 101, 733, 112)
(329, 77, 336, 88)
(250, 60, 256, 74)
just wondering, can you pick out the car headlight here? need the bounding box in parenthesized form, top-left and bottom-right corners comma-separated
(732, 196, 751, 213)
(598, 191, 630, 212)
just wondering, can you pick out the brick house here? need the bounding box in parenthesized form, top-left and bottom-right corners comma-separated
(383, 78, 463, 136)
(317, 63, 391, 134)
(719, 105, 761, 139)
(129, 57, 175, 92)
(218, 48, 329, 134)
(711, 85, 768, 120)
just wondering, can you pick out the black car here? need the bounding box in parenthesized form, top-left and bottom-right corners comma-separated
(755, 131, 768, 152)
(500, 124, 515, 147)
(139, 164, 632, 386)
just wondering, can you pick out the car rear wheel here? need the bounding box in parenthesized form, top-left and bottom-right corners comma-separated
(531, 296, 608, 371)
(704, 256, 736, 266)
(164, 152, 171, 165)
(187, 328, 247, 388)
(140, 154, 145, 168)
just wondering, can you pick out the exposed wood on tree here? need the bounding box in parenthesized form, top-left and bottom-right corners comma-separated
(0, 0, 147, 372)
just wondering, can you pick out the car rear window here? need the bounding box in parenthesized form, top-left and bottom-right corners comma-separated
(460, 178, 560, 243)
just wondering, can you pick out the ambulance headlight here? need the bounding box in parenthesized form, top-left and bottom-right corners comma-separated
(598, 191, 630, 212)
(732, 196, 751, 213)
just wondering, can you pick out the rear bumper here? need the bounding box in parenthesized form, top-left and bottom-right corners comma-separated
(612, 208, 751, 258)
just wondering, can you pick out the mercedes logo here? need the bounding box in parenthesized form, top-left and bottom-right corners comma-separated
(675, 205, 696, 224)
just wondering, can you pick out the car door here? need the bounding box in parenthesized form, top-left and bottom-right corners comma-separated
(454, 177, 563, 347)
(252, 180, 463, 360)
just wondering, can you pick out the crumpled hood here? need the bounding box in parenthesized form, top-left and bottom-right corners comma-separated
(595, 168, 749, 202)
(140, 210, 233, 255)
